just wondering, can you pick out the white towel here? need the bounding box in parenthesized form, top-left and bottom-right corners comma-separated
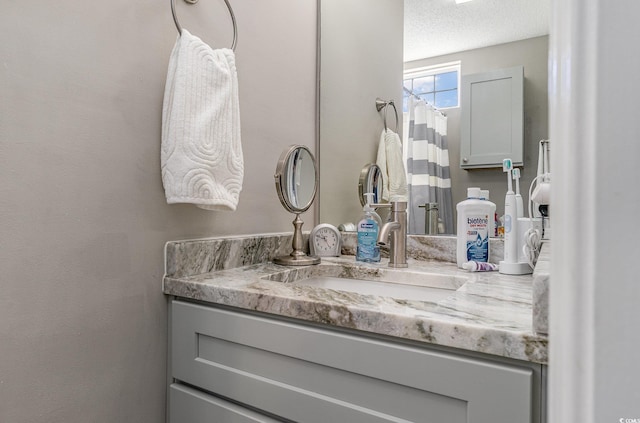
(376, 129, 408, 202)
(161, 29, 243, 211)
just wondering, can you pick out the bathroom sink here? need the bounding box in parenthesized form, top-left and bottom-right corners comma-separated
(264, 262, 466, 303)
(295, 275, 458, 302)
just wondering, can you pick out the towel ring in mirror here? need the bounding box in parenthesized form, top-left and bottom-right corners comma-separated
(273, 145, 320, 266)
(358, 163, 383, 206)
(376, 98, 399, 132)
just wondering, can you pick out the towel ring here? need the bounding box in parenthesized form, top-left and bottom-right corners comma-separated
(171, 0, 238, 51)
(375, 98, 399, 132)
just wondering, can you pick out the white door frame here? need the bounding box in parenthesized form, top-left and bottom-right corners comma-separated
(549, 0, 640, 421)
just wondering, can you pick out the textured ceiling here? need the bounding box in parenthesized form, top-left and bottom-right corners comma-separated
(404, 0, 550, 62)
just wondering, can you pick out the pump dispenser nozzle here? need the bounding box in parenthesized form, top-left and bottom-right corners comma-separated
(363, 193, 375, 211)
(363, 193, 382, 227)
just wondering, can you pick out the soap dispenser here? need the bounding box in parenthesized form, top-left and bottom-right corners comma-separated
(356, 193, 382, 263)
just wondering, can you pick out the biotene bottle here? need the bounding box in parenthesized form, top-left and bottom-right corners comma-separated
(456, 187, 493, 268)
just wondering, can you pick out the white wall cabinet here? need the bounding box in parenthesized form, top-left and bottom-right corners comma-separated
(460, 66, 524, 169)
(168, 299, 545, 423)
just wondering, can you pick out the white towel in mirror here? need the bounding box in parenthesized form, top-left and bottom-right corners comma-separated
(376, 129, 408, 202)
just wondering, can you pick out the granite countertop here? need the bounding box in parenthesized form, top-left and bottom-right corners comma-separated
(163, 233, 548, 364)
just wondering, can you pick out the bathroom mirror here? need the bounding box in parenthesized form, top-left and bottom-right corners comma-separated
(318, 0, 549, 235)
(273, 145, 320, 266)
(358, 163, 383, 206)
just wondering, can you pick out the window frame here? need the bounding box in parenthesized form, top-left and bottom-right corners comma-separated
(403, 61, 461, 110)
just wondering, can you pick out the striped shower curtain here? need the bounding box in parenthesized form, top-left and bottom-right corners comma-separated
(404, 98, 454, 234)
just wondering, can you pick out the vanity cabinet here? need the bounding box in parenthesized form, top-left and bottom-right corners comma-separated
(168, 299, 545, 423)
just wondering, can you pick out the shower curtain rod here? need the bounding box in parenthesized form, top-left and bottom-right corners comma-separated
(403, 87, 446, 117)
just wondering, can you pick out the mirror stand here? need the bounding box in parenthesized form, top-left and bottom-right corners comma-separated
(274, 213, 320, 266)
(273, 144, 321, 266)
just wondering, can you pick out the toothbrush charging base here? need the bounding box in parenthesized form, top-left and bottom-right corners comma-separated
(498, 261, 532, 275)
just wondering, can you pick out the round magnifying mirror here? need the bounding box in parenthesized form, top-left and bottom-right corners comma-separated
(276, 145, 317, 213)
(358, 163, 383, 206)
(274, 145, 320, 266)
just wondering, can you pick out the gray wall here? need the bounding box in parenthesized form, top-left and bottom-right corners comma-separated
(0, 1, 316, 422)
(319, 0, 404, 227)
(405, 36, 549, 222)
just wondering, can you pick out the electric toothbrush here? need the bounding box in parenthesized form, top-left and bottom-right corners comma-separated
(512, 168, 524, 219)
(512, 167, 527, 264)
(500, 159, 534, 275)
(501, 159, 518, 266)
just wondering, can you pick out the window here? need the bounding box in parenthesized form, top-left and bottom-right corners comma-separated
(403, 62, 460, 111)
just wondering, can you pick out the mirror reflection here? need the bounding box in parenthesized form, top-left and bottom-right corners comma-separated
(358, 164, 383, 206)
(284, 147, 316, 211)
(319, 0, 549, 235)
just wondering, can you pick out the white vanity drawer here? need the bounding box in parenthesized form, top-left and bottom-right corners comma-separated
(170, 299, 540, 423)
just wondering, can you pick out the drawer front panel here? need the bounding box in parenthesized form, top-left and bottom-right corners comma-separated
(195, 333, 467, 422)
(169, 383, 282, 423)
(171, 300, 534, 423)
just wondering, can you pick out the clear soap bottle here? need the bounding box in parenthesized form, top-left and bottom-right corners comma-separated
(356, 193, 382, 262)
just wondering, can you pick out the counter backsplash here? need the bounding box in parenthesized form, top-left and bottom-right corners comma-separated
(165, 233, 296, 279)
(166, 232, 505, 279)
(341, 233, 504, 264)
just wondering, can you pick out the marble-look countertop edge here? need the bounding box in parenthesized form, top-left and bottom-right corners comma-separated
(163, 262, 548, 364)
(532, 242, 551, 334)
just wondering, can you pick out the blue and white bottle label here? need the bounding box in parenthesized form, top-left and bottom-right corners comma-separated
(357, 219, 380, 262)
(465, 214, 489, 262)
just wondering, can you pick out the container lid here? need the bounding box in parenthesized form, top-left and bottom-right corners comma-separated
(467, 187, 481, 199)
(480, 189, 490, 200)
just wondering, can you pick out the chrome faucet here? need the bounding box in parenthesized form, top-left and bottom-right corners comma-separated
(374, 201, 408, 268)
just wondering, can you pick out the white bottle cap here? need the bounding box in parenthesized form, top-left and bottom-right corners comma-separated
(467, 187, 481, 199)
(480, 190, 490, 200)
